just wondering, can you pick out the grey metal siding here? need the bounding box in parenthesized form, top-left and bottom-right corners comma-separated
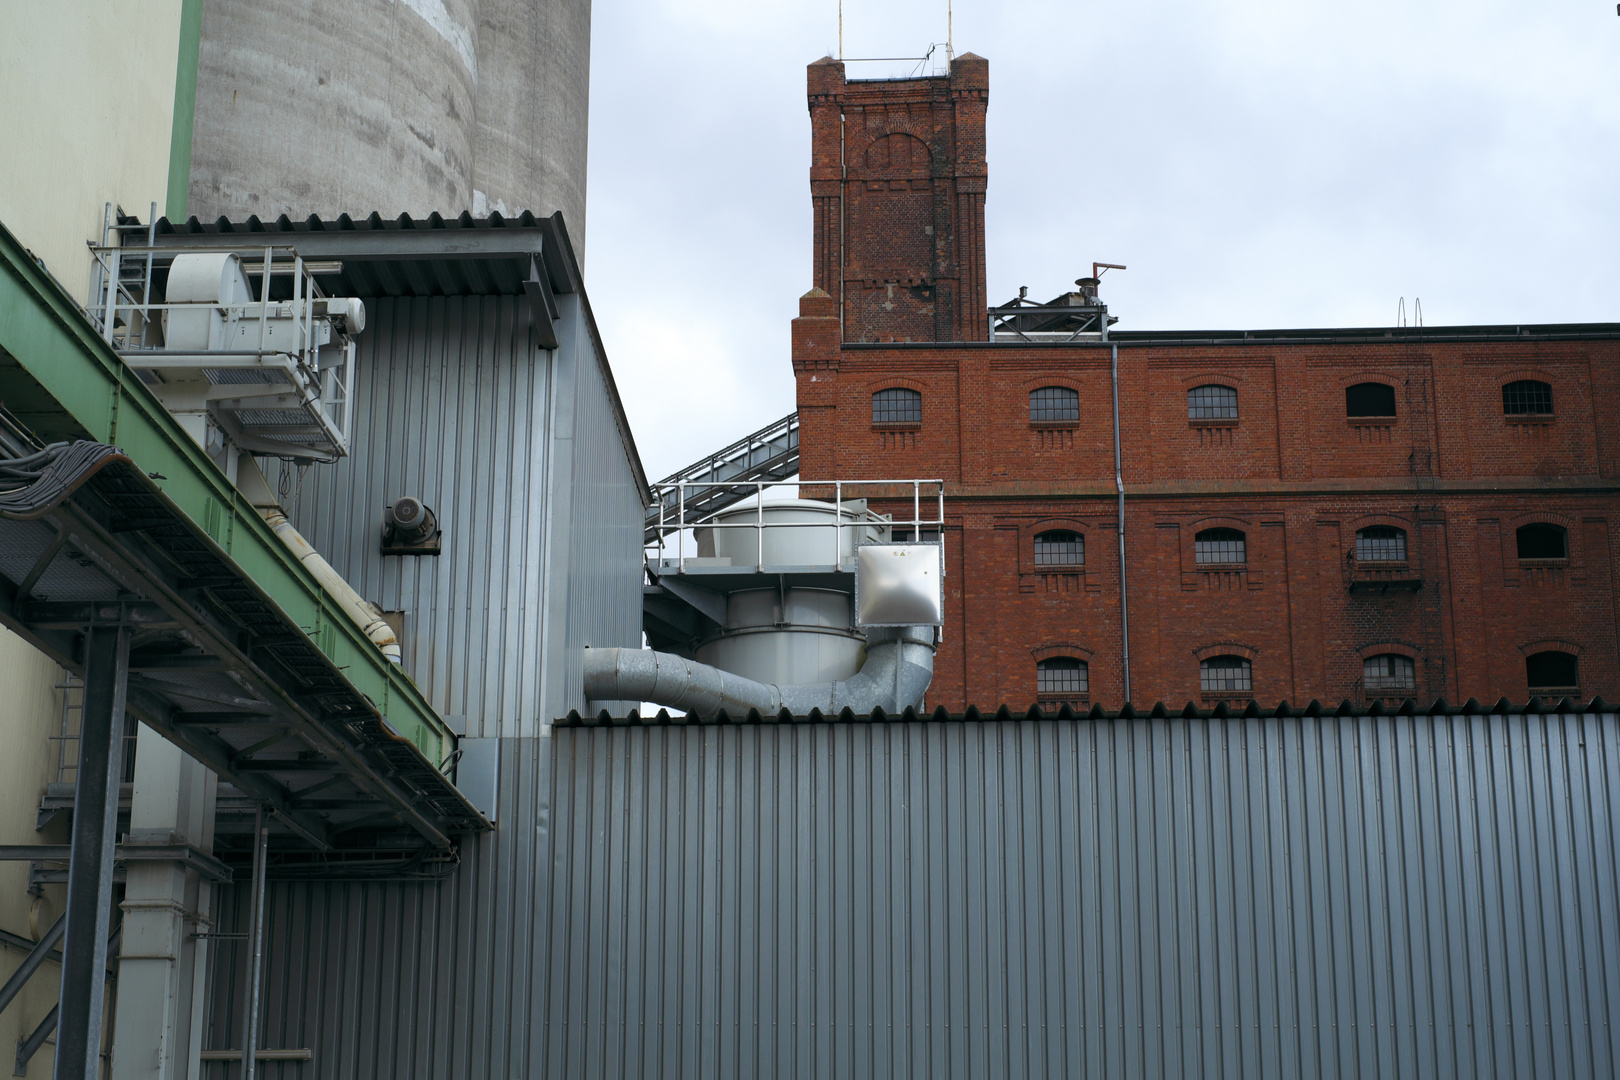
(557, 300, 645, 719)
(290, 295, 550, 737)
(287, 293, 642, 738)
(204, 712, 1620, 1078)
(202, 736, 557, 1079)
(542, 714, 1619, 1079)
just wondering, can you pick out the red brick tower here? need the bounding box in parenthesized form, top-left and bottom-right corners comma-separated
(807, 54, 989, 343)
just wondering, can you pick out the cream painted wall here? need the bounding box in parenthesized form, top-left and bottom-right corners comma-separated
(0, 9, 185, 1070)
(0, 626, 69, 1077)
(0, 0, 184, 303)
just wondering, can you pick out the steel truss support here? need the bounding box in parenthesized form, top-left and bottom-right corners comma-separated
(14, 928, 120, 1077)
(0, 914, 64, 1017)
(54, 622, 131, 1080)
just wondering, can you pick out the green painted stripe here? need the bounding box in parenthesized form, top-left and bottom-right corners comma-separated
(0, 217, 451, 766)
(166, 0, 203, 220)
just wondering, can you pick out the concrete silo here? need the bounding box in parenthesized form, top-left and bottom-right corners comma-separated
(187, 0, 591, 248)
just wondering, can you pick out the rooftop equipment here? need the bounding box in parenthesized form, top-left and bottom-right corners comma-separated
(87, 213, 362, 465)
(601, 480, 946, 714)
(989, 262, 1126, 342)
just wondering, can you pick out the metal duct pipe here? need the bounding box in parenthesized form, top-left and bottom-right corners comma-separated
(584, 626, 936, 716)
(262, 507, 401, 663)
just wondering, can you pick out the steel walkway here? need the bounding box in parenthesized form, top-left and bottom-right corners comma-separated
(645, 411, 799, 541)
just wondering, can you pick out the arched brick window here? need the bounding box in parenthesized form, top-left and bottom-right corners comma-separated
(1516, 523, 1567, 560)
(1364, 654, 1416, 691)
(872, 387, 922, 424)
(1194, 527, 1246, 564)
(1526, 651, 1578, 692)
(1033, 530, 1084, 566)
(1346, 382, 1397, 418)
(1356, 526, 1407, 562)
(1187, 384, 1238, 420)
(1502, 380, 1553, 416)
(1036, 657, 1088, 697)
(1200, 656, 1252, 693)
(1029, 386, 1079, 423)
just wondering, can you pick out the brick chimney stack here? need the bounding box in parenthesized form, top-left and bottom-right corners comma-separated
(805, 53, 989, 344)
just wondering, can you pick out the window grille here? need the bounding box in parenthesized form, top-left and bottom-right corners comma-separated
(1526, 651, 1578, 691)
(1363, 654, 1416, 691)
(1200, 656, 1252, 693)
(1356, 526, 1407, 562)
(1187, 384, 1239, 420)
(1345, 382, 1397, 418)
(1502, 380, 1553, 415)
(1516, 524, 1567, 560)
(1037, 657, 1088, 696)
(1033, 530, 1084, 566)
(1029, 386, 1080, 423)
(1194, 527, 1246, 564)
(872, 387, 922, 424)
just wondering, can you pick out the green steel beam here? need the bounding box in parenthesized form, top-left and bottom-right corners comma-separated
(0, 217, 452, 766)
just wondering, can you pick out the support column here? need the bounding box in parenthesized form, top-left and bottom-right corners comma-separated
(110, 727, 217, 1080)
(54, 622, 130, 1080)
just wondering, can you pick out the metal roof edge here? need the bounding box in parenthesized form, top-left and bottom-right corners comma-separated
(841, 323, 1620, 349)
(557, 695, 1613, 725)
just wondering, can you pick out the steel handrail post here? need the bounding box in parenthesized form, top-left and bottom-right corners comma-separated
(756, 482, 764, 572)
(257, 246, 272, 356)
(834, 481, 842, 567)
(678, 483, 686, 572)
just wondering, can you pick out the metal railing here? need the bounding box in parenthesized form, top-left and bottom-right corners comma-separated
(645, 412, 799, 542)
(85, 207, 355, 460)
(649, 478, 944, 574)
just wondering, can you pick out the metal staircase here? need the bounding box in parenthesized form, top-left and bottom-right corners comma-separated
(645, 411, 799, 542)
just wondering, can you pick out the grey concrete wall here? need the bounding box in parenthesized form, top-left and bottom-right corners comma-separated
(188, 0, 590, 249)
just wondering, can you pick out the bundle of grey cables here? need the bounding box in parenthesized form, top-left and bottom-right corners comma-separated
(0, 440, 131, 520)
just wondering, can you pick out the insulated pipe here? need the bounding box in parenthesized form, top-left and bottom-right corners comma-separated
(584, 626, 936, 716)
(261, 507, 401, 663)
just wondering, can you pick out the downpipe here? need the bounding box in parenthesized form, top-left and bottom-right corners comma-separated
(262, 506, 401, 663)
(584, 626, 936, 716)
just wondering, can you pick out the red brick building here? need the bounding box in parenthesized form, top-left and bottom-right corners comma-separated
(794, 55, 1620, 710)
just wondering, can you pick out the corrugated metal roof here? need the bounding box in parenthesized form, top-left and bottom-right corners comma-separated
(150, 209, 572, 299)
(138, 209, 651, 504)
(562, 694, 1615, 726)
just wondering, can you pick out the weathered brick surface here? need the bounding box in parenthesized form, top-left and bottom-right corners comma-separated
(794, 55, 1620, 710)
(792, 326, 1620, 709)
(807, 56, 988, 344)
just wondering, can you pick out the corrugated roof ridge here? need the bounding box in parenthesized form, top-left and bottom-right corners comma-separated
(155, 210, 554, 234)
(560, 694, 1613, 726)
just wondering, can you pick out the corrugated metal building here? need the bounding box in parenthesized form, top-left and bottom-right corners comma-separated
(199, 703, 1617, 1078)
(144, 214, 650, 1074)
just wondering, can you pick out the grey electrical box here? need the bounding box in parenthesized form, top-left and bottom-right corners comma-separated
(854, 543, 944, 627)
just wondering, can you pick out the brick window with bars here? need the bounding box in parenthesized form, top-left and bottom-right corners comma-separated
(872, 387, 922, 425)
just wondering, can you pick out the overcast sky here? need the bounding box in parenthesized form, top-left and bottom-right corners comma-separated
(584, 0, 1620, 482)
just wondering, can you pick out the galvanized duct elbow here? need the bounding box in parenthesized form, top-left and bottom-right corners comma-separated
(584, 627, 936, 716)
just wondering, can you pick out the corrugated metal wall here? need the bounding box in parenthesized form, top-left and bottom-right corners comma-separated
(543, 714, 1619, 1079)
(202, 736, 557, 1078)
(287, 293, 643, 736)
(207, 713, 1619, 1078)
